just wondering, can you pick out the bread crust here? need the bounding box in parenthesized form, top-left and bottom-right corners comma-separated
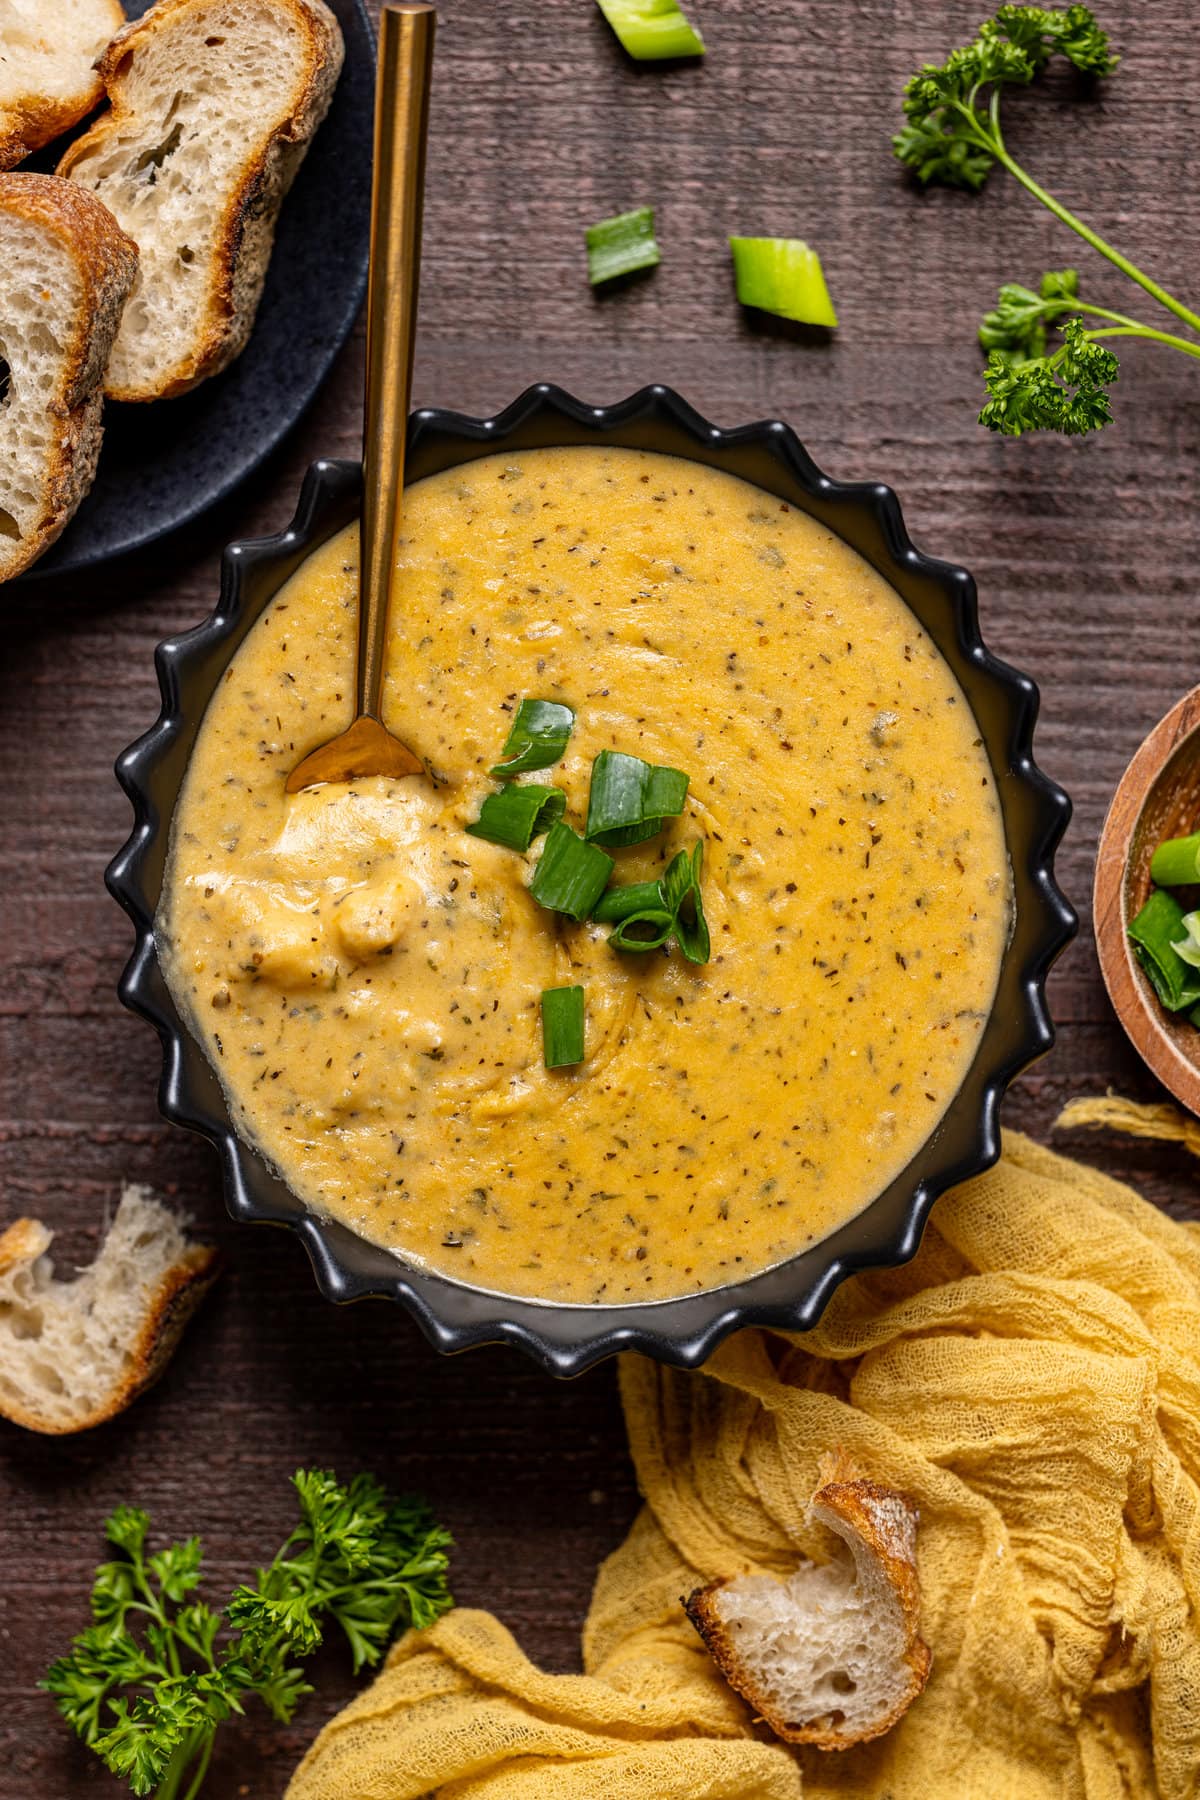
(684, 1455, 932, 1751)
(0, 1, 126, 171)
(0, 1214, 220, 1436)
(57, 0, 345, 401)
(0, 171, 137, 581)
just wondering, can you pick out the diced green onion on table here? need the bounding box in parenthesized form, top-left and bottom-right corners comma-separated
(491, 699, 575, 776)
(541, 985, 586, 1068)
(530, 822, 615, 921)
(729, 236, 839, 328)
(466, 784, 565, 851)
(595, 0, 705, 61)
(586, 207, 661, 286)
(585, 749, 688, 845)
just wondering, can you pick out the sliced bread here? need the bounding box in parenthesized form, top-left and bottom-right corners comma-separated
(684, 1452, 931, 1749)
(0, 1184, 219, 1434)
(58, 0, 344, 402)
(0, 0, 126, 170)
(0, 171, 137, 581)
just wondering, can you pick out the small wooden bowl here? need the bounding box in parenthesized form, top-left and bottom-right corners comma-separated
(1095, 684, 1200, 1115)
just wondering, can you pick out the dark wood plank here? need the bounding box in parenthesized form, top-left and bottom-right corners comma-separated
(5, 2, 1200, 1793)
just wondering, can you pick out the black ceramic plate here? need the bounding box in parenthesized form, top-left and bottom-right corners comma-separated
(17, 0, 372, 583)
(107, 386, 1076, 1377)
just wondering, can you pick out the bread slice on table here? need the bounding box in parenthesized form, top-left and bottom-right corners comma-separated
(0, 0, 126, 170)
(685, 1451, 931, 1750)
(0, 1185, 219, 1435)
(58, 0, 345, 402)
(0, 172, 137, 582)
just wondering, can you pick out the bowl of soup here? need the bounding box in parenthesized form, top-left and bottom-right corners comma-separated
(107, 385, 1075, 1373)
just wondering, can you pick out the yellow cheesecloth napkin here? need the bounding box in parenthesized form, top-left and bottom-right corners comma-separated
(287, 1132, 1200, 1800)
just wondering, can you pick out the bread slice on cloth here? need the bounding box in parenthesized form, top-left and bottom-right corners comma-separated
(685, 1451, 931, 1749)
(0, 1184, 219, 1434)
(0, 0, 126, 170)
(0, 171, 137, 581)
(58, 0, 344, 401)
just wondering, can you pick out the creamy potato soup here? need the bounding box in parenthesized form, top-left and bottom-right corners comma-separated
(161, 447, 1010, 1303)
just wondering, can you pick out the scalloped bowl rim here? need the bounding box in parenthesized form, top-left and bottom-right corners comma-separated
(106, 383, 1076, 1376)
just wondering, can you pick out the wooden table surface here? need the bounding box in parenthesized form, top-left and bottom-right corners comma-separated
(4, 2, 1200, 1793)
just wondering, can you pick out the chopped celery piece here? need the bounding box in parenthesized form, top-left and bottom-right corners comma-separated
(729, 236, 839, 328)
(586, 207, 661, 286)
(595, 0, 704, 61)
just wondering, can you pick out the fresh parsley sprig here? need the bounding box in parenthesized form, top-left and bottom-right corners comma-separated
(980, 317, 1119, 436)
(895, 7, 1200, 434)
(44, 1472, 453, 1800)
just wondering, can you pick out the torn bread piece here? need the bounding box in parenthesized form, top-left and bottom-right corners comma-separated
(58, 0, 344, 401)
(0, 172, 137, 580)
(0, 1185, 219, 1434)
(0, 0, 125, 170)
(684, 1452, 931, 1749)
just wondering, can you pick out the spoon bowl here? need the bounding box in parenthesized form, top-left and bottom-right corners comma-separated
(286, 714, 423, 790)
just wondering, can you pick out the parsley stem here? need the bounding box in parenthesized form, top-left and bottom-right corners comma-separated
(179, 1733, 215, 1800)
(992, 144, 1200, 336)
(1083, 323, 1200, 358)
(955, 89, 1200, 338)
(1020, 292, 1200, 360)
(155, 1731, 213, 1800)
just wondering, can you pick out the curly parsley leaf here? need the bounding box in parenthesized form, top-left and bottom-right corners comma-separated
(980, 317, 1120, 434)
(979, 269, 1080, 360)
(895, 5, 1118, 191)
(44, 1471, 453, 1799)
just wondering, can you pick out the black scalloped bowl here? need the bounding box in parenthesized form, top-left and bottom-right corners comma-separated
(106, 385, 1075, 1376)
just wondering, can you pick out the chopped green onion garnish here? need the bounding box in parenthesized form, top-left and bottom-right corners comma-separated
(729, 237, 838, 328)
(595, 0, 704, 61)
(541, 985, 585, 1068)
(530, 822, 615, 921)
(1128, 888, 1200, 1011)
(609, 909, 675, 952)
(1149, 833, 1200, 888)
(595, 842, 711, 962)
(466, 784, 564, 851)
(1173, 910, 1200, 969)
(661, 843, 697, 914)
(586, 207, 661, 287)
(585, 749, 688, 846)
(491, 699, 575, 778)
(668, 840, 711, 964)
(592, 879, 665, 924)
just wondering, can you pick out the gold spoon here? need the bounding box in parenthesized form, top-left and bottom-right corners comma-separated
(287, 2, 436, 794)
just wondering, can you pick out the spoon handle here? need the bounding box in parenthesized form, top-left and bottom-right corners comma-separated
(358, 2, 436, 724)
